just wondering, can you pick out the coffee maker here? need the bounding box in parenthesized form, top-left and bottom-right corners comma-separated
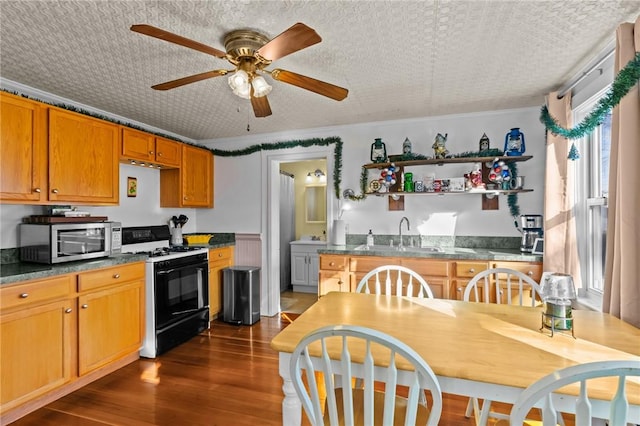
(518, 214, 543, 253)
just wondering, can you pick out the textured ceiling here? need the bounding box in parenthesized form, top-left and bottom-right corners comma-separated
(1, 1, 638, 141)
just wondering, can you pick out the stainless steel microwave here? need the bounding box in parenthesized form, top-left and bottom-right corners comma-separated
(19, 222, 122, 264)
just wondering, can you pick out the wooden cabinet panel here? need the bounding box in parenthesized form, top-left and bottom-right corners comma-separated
(48, 108, 119, 204)
(319, 270, 351, 296)
(77, 281, 143, 376)
(0, 275, 74, 311)
(0, 93, 48, 202)
(155, 137, 181, 167)
(1, 297, 73, 414)
(208, 246, 234, 320)
(161, 144, 213, 208)
(121, 127, 154, 163)
(77, 262, 145, 292)
(121, 129, 181, 168)
(492, 261, 542, 282)
(320, 255, 348, 271)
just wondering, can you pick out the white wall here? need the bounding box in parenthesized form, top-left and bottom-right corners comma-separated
(199, 106, 545, 239)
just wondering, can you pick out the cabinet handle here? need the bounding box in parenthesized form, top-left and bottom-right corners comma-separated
(218, 253, 223, 257)
(527, 271, 533, 276)
(20, 293, 29, 298)
(330, 262, 335, 266)
(51, 188, 59, 194)
(149, 151, 155, 155)
(338, 280, 343, 285)
(457, 287, 462, 292)
(469, 268, 475, 273)
(113, 273, 121, 279)
(34, 188, 41, 193)
(81, 304, 89, 309)
(65, 308, 73, 313)
(157, 152, 163, 156)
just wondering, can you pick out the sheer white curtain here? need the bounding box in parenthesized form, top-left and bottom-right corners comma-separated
(543, 92, 582, 289)
(603, 17, 640, 328)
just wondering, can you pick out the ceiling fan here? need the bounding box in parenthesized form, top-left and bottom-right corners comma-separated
(130, 22, 349, 118)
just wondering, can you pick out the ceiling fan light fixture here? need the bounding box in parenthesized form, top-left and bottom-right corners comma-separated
(233, 82, 252, 99)
(251, 75, 272, 98)
(228, 69, 249, 91)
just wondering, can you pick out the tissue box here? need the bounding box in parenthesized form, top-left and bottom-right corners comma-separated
(449, 177, 466, 192)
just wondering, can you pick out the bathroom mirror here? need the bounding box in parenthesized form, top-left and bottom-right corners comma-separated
(305, 185, 326, 223)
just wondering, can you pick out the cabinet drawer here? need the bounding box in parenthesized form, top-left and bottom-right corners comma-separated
(320, 255, 348, 271)
(1, 275, 74, 311)
(208, 246, 234, 264)
(401, 259, 449, 277)
(454, 261, 489, 278)
(78, 262, 145, 292)
(349, 256, 400, 273)
(492, 261, 542, 282)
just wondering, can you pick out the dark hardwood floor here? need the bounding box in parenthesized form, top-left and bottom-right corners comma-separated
(10, 312, 518, 425)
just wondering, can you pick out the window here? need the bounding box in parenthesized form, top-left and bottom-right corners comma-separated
(573, 88, 611, 310)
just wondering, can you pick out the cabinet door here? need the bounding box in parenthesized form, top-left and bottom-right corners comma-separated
(48, 108, 119, 204)
(1, 299, 73, 413)
(182, 145, 213, 207)
(291, 250, 309, 286)
(77, 281, 143, 376)
(121, 127, 154, 163)
(308, 252, 320, 288)
(208, 246, 234, 320)
(452, 261, 490, 300)
(319, 271, 350, 296)
(155, 137, 181, 167)
(0, 93, 47, 202)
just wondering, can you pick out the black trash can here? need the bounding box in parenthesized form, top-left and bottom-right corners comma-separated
(222, 266, 261, 325)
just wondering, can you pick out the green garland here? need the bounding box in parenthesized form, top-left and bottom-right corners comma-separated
(210, 137, 344, 199)
(540, 51, 640, 139)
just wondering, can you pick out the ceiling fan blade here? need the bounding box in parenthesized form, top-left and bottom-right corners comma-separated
(251, 94, 272, 117)
(270, 69, 348, 101)
(151, 70, 228, 91)
(131, 24, 227, 59)
(257, 23, 321, 61)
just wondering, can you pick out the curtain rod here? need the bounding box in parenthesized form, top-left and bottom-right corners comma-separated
(556, 44, 615, 99)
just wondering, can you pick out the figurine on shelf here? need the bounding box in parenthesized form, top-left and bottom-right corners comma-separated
(432, 133, 449, 159)
(488, 157, 512, 189)
(479, 133, 490, 151)
(402, 137, 412, 154)
(470, 163, 485, 189)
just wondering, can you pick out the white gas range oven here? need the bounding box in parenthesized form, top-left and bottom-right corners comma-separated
(122, 225, 209, 358)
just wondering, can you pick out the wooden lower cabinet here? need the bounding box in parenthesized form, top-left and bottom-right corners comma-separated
(208, 246, 235, 320)
(319, 254, 541, 302)
(319, 255, 350, 296)
(0, 262, 145, 423)
(0, 298, 74, 414)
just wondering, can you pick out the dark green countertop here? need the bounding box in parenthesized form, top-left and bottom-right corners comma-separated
(0, 253, 149, 286)
(318, 244, 542, 262)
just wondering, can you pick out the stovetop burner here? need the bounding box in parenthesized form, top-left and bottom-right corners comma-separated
(136, 246, 204, 257)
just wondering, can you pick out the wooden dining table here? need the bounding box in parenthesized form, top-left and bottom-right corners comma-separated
(270, 292, 640, 425)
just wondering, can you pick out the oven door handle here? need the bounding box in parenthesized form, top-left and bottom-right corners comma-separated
(156, 264, 207, 275)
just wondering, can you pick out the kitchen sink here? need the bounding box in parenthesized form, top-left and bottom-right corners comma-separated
(354, 244, 444, 253)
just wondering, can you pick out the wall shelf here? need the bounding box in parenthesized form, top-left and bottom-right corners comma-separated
(362, 155, 533, 169)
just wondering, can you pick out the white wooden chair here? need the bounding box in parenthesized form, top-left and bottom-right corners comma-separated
(289, 324, 443, 426)
(355, 265, 434, 298)
(509, 360, 640, 426)
(463, 267, 544, 425)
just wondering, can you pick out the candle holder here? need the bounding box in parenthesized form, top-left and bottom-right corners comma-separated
(539, 272, 577, 338)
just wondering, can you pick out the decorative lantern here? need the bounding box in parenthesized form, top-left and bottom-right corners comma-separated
(370, 138, 387, 163)
(503, 128, 526, 156)
(479, 133, 490, 151)
(539, 273, 577, 337)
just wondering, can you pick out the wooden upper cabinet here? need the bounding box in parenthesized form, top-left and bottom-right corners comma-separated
(48, 108, 119, 205)
(0, 93, 48, 202)
(160, 144, 214, 208)
(121, 128, 181, 168)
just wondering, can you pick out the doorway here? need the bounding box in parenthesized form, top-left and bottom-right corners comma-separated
(262, 147, 334, 317)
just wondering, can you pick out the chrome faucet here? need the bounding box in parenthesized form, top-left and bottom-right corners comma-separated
(398, 216, 410, 250)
